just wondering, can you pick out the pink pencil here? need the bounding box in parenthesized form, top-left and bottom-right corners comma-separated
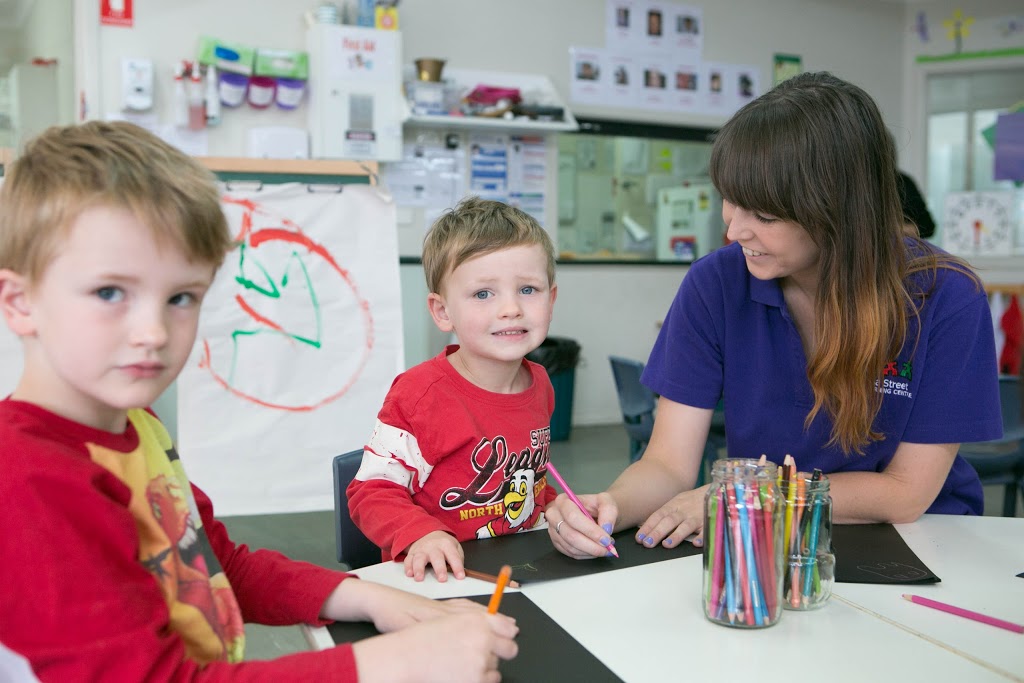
(902, 594, 1024, 634)
(546, 462, 618, 557)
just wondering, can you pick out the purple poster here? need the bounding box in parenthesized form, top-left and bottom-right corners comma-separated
(993, 111, 1024, 182)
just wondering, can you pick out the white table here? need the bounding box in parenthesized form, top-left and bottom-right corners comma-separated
(831, 515, 1023, 681)
(306, 516, 1024, 682)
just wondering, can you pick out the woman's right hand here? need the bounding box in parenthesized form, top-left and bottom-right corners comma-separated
(353, 611, 518, 683)
(546, 491, 620, 559)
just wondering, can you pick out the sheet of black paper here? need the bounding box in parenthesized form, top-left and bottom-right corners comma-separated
(832, 523, 940, 584)
(327, 592, 623, 683)
(460, 528, 701, 584)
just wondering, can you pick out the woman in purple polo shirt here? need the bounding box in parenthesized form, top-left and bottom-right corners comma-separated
(548, 72, 1002, 559)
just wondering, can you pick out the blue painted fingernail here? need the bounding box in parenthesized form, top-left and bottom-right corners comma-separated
(636, 533, 647, 543)
(602, 523, 613, 534)
(693, 538, 704, 547)
(664, 538, 673, 547)
(600, 536, 611, 547)
(644, 537, 655, 547)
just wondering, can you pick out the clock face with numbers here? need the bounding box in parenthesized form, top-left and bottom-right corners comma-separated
(942, 192, 1014, 256)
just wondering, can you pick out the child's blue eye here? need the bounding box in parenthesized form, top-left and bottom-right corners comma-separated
(473, 291, 491, 300)
(520, 286, 536, 295)
(95, 287, 124, 302)
(169, 292, 198, 307)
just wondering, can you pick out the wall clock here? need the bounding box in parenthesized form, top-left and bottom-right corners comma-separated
(942, 191, 1015, 256)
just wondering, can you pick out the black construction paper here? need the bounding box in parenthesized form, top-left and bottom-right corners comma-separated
(461, 527, 701, 584)
(832, 523, 940, 584)
(327, 593, 623, 683)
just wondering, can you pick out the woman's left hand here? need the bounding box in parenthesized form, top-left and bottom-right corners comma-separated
(634, 485, 708, 549)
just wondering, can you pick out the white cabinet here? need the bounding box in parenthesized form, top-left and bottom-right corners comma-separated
(307, 25, 405, 161)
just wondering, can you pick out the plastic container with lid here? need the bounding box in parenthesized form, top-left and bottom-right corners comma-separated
(218, 72, 249, 108)
(247, 76, 276, 109)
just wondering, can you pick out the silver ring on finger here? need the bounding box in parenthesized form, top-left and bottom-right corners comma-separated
(556, 520, 564, 535)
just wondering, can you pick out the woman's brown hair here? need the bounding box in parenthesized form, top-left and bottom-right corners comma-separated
(710, 72, 978, 454)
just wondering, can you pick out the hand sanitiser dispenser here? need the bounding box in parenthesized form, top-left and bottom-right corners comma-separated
(121, 58, 154, 112)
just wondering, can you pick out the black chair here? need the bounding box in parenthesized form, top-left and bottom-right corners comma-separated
(959, 376, 1024, 517)
(608, 356, 726, 481)
(332, 449, 382, 569)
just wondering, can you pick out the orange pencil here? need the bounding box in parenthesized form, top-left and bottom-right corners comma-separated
(487, 565, 513, 614)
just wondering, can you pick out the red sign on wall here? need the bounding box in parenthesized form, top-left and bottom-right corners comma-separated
(100, 0, 133, 27)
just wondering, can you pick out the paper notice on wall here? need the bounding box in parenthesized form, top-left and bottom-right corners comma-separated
(507, 136, 547, 195)
(606, 0, 643, 51)
(507, 136, 548, 227)
(177, 183, 402, 515)
(382, 142, 466, 210)
(569, 47, 608, 107)
(469, 134, 509, 200)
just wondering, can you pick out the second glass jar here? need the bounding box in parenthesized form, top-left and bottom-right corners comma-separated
(781, 469, 834, 610)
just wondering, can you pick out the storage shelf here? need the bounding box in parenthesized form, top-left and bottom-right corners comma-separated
(198, 156, 377, 176)
(406, 113, 577, 133)
(404, 67, 578, 134)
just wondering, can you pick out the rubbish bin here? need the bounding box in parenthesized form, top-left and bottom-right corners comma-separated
(527, 336, 581, 441)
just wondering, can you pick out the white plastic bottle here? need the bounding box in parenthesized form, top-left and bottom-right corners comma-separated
(205, 64, 221, 126)
(172, 63, 189, 128)
(188, 65, 205, 130)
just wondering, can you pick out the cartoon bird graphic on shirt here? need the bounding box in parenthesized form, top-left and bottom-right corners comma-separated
(476, 467, 544, 538)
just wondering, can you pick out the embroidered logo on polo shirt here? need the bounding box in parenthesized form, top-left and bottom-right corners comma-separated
(875, 360, 914, 399)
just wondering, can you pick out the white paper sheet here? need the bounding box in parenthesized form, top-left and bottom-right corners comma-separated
(177, 183, 403, 515)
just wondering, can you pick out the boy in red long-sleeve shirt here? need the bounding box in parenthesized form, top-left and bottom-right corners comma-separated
(0, 122, 517, 682)
(348, 198, 559, 583)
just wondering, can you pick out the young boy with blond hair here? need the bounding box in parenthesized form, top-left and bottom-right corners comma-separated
(348, 197, 559, 583)
(0, 122, 517, 682)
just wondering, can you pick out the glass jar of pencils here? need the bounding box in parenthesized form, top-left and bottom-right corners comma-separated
(780, 469, 834, 610)
(702, 459, 784, 628)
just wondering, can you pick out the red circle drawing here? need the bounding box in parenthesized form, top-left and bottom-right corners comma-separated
(198, 196, 374, 412)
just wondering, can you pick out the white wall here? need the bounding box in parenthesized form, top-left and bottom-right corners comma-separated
(79, 0, 908, 157)
(397, 0, 909, 425)
(18, 0, 73, 125)
(898, 0, 1024, 181)
(0, 27, 19, 74)
(74, 0, 909, 427)
(399, 0, 906, 129)
(79, 0, 311, 155)
(74, 0, 1022, 429)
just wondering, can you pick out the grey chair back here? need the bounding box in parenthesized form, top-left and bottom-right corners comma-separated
(959, 376, 1024, 517)
(608, 356, 656, 462)
(333, 449, 382, 569)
